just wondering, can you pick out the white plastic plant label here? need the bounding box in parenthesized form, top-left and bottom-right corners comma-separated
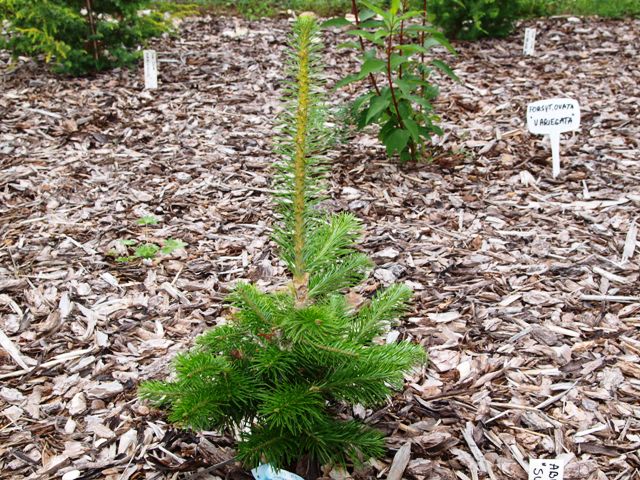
(523, 28, 537, 55)
(143, 50, 158, 89)
(529, 459, 564, 480)
(252, 464, 304, 480)
(526, 98, 581, 178)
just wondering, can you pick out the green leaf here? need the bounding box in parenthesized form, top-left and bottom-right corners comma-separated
(136, 215, 159, 226)
(406, 93, 434, 110)
(365, 95, 390, 124)
(360, 1, 387, 19)
(403, 117, 421, 143)
(321, 17, 352, 28)
(395, 78, 417, 97)
(308, 252, 372, 298)
(161, 238, 187, 255)
(359, 19, 384, 29)
(359, 9, 376, 21)
(383, 129, 411, 156)
(423, 84, 440, 100)
(337, 41, 361, 50)
(352, 92, 375, 112)
(359, 57, 386, 78)
(423, 38, 441, 51)
(396, 44, 430, 55)
(400, 150, 413, 162)
(397, 10, 424, 21)
(389, 54, 410, 70)
(390, 0, 401, 15)
(335, 73, 360, 89)
(351, 283, 413, 342)
(120, 239, 137, 246)
(424, 32, 457, 54)
(405, 25, 441, 34)
(347, 29, 384, 45)
(134, 243, 160, 259)
(431, 59, 459, 82)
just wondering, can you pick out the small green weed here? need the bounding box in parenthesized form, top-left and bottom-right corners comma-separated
(107, 216, 186, 264)
(136, 215, 160, 226)
(161, 238, 187, 254)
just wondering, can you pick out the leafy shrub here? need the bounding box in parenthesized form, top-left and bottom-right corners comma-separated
(326, 0, 457, 162)
(519, 0, 640, 18)
(140, 13, 425, 471)
(517, 0, 556, 18)
(0, 0, 180, 75)
(428, 0, 520, 40)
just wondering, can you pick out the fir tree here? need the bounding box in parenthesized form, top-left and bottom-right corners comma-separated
(139, 13, 425, 472)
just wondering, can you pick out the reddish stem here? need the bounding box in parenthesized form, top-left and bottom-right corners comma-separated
(386, 33, 403, 129)
(399, 0, 409, 78)
(351, 0, 381, 96)
(387, 25, 416, 159)
(420, 0, 428, 105)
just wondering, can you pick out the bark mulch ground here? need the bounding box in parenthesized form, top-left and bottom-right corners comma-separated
(1, 13, 639, 480)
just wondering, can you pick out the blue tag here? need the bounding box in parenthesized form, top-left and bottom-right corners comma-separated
(251, 464, 304, 480)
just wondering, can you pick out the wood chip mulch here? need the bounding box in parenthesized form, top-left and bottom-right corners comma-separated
(1, 13, 639, 480)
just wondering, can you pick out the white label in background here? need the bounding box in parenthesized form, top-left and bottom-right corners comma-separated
(524, 28, 537, 55)
(529, 459, 564, 480)
(526, 98, 581, 178)
(143, 50, 158, 89)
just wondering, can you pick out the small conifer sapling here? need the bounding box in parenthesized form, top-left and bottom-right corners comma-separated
(139, 13, 426, 473)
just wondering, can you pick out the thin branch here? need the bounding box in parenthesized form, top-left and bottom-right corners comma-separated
(184, 457, 237, 480)
(85, 0, 99, 62)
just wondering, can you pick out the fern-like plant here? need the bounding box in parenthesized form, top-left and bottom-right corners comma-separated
(139, 13, 425, 473)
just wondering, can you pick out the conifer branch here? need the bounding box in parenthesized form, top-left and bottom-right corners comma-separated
(351, 283, 413, 342)
(235, 284, 271, 325)
(306, 340, 360, 357)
